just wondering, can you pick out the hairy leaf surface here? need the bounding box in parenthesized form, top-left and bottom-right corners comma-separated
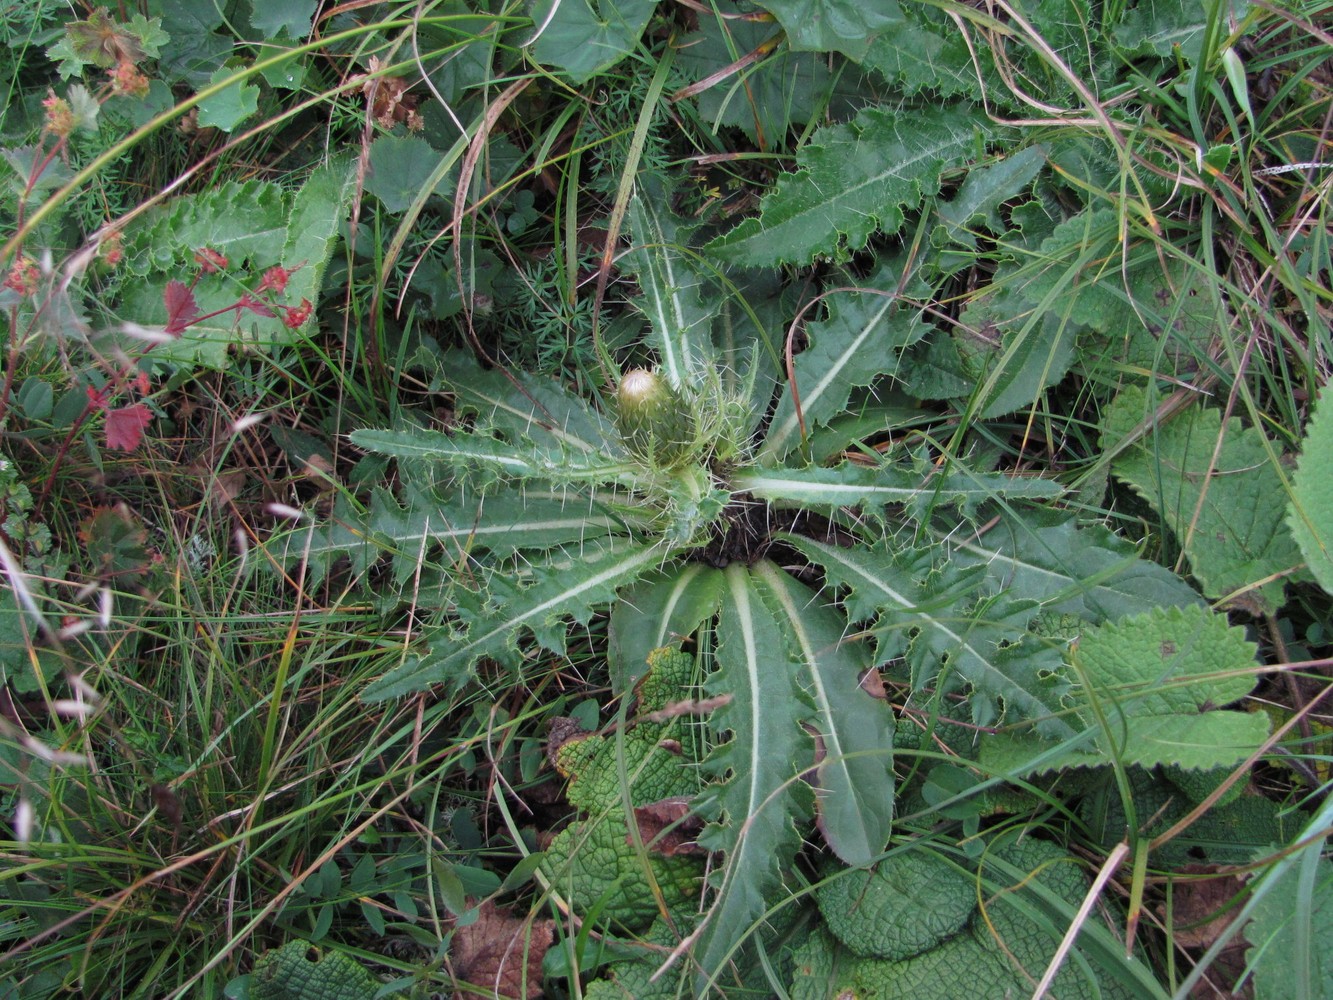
(1288, 383, 1333, 595)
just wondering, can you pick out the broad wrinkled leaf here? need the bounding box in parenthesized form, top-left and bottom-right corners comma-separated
(1289, 383, 1333, 595)
(1070, 604, 1268, 769)
(1105, 386, 1304, 611)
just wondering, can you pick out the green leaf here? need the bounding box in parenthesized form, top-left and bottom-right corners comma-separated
(1105, 387, 1305, 611)
(249, 941, 393, 1000)
(939, 508, 1203, 621)
(784, 536, 1073, 736)
(732, 463, 1061, 512)
(706, 105, 989, 267)
(1072, 604, 1268, 770)
(281, 156, 356, 310)
(754, 0, 902, 60)
(529, 0, 658, 84)
(124, 180, 289, 275)
(693, 564, 814, 990)
(441, 350, 618, 456)
(1111, 0, 1219, 61)
(364, 135, 451, 214)
(862, 4, 988, 99)
(349, 427, 638, 487)
(196, 65, 260, 132)
(751, 562, 893, 867)
(609, 565, 724, 691)
(1289, 383, 1333, 595)
(362, 541, 662, 700)
(1246, 852, 1333, 1000)
(815, 849, 974, 960)
(247, 0, 316, 38)
(624, 178, 717, 390)
(758, 257, 930, 463)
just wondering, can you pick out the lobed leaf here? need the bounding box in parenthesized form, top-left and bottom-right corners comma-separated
(706, 105, 989, 267)
(692, 564, 814, 990)
(784, 535, 1073, 736)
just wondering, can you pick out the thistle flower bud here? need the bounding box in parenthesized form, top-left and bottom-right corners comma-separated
(616, 368, 695, 467)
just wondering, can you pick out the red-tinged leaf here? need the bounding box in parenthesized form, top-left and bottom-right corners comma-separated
(105, 403, 152, 451)
(163, 280, 198, 335)
(86, 383, 110, 411)
(236, 293, 275, 318)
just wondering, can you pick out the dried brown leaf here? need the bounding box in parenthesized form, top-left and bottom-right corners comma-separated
(451, 900, 553, 1000)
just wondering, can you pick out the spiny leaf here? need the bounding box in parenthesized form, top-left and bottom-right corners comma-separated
(784, 535, 1073, 736)
(862, 4, 989, 99)
(624, 177, 717, 390)
(693, 564, 814, 990)
(732, 463, 1061, 513)
(939, 507, 1203, 621)
(758, 257, 930, 463)
(609, 564, 725, 692)
(362, 541, 663, 701)
(349, 427, 639, 488)
(750, 561, 893, 866)
(706, 105, 989, 267)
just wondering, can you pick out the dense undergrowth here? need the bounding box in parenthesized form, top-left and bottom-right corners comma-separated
(2, 0, 1332, 997)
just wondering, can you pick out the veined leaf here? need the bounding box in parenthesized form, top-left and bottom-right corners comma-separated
(1104, 387, 1305, 611)
(1288, 383, 1333, 595)
(784, 535, 1073, 736)
(291, 485, 631, 589)
(759, 257, 930, 463)
(362, 541, 663, 700)
(694, 564, 814, 990)
(706, 105, 989, 267)
(754, 0, 902, 60)
(732, 464, 1061, 512)
(940, 508, 1202, 621)
(609, 564, 725, 691)
(529, 0, 657, 84)
(862, 3, 989, 99)
(624, 178, 717, 390)
(750, 561, 893, 866)
(442, 350, 619, 455)
(349, 427, 638, 487)
(1071, 605, 1268, 769)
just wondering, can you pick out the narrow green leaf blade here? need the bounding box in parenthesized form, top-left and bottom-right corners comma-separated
(732, 464, 1061, 510)
(751, 561, 893, 866)
(694, 564, 814, 989)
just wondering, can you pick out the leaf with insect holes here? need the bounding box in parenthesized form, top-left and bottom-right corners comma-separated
(162, 280, 198, 335)
(105, 404, 152, 452)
